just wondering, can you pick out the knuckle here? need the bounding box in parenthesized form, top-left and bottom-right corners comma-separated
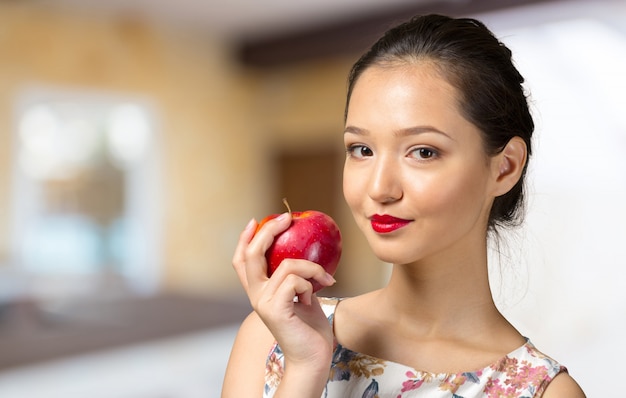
(231, 253, 244, 267)
(283, 273, 300, 284)
(278, 258, 296, 269)
(243, 244, 259, 259)
(285, 274, 311, 290)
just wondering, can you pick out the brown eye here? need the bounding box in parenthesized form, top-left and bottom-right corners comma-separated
(347, 144, 373, 158)
(359, 146, 373, 157)
(410, 147, 438, 160)
(418, 148, 433, 158)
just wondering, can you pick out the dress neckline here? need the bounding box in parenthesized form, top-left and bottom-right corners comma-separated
(323, 296, 532, 378)
(331, 339, 534, 380)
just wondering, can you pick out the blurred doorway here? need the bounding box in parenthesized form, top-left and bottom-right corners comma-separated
(272, 147, 342, 219)
(272, 146, 350, 296)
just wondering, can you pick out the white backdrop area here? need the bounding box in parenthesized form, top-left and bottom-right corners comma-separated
(482, 1, 626, 396)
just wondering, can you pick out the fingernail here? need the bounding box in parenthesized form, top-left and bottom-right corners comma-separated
(276, 212, 290, 221)
(244, 218, 256, 231)
(325, 273, 336, 285)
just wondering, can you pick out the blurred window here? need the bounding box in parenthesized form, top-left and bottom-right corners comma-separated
(10, 91, 162, 294)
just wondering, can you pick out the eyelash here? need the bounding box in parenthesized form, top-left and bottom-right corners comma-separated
(346, 144, 439, 161)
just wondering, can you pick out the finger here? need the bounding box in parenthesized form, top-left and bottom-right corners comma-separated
(293, 295, 334, 344)
(244, 212, 292, 283)
(281, 274, 314, 306)
(265, 259, 336, 297)
(231, 218, 258, 291)
(255, 275, 317, 333)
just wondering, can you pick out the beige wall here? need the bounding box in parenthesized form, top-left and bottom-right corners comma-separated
(0, 3, 385, 296)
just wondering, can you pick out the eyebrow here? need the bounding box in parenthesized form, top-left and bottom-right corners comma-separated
(344, 125, 454, 140)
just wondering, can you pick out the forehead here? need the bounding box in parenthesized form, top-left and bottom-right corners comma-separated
(346, 63, 468, 130)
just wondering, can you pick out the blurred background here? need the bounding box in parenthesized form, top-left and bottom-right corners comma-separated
(0, 0, 623, 396)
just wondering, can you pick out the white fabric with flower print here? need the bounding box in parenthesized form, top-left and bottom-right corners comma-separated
(263, 297, 566, 398)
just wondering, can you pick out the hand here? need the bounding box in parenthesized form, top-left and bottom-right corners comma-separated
(232, 213, 337, 369)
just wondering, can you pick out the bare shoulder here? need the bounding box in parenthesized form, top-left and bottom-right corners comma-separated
(221, 311, 275, 398)
(332, 291, 381, 313)
(329, 291, 386, 345)
(543, 371, 586, 398)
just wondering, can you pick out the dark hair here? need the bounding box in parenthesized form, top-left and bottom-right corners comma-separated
(345, 14, 533, 231)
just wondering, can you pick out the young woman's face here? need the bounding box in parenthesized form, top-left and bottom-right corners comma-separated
(343, 63, 499, 266)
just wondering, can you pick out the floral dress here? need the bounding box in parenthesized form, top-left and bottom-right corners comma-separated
(263, 298, 567, 397)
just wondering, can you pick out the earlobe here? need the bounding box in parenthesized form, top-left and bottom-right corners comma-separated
(493, 137, 527, 197)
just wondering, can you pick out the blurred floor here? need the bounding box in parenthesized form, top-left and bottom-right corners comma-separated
(0, 324, 239, 398)
(0, 293, 250, 397)
(0, 293, 250, 369)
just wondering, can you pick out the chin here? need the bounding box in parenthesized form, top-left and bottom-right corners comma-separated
(368, 241, 420, 265)
(377, 254, 416, 266)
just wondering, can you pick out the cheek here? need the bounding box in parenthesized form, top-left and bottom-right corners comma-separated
(343, 164, 368, 216)
(342, 165, 357, 208)
(413, 169, 489, 218)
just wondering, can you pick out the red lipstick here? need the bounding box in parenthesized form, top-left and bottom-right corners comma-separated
(370, 214, 411, 234)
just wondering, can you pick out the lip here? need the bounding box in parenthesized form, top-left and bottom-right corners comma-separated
(370, 214, 412, 234)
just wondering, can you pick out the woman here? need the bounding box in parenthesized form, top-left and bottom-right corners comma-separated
(222, 14, 585, 397)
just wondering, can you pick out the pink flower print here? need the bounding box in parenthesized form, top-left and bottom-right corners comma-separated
(507, 362, 549, 391)
(400, 370, 425, 393)
(484, 378, 518, 398)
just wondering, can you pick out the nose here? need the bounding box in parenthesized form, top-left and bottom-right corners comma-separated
(368, 155, 402, 203)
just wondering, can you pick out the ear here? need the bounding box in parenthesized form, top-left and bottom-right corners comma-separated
(491, 136, 527, 197)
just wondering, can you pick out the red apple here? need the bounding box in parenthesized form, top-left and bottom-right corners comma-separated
(255, 200, 342, 292)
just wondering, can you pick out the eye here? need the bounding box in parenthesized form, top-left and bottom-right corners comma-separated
(346, 144, 373, 159)
(410, 147, 438, 160)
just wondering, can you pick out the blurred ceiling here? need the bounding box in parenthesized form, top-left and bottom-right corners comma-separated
(35, 0, 572, 66)
(36, 0, 438, 38)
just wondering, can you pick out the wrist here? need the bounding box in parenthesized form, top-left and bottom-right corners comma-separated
(274, 357, 331, 398)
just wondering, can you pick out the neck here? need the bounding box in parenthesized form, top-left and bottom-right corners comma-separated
(378, 240, 501, 338)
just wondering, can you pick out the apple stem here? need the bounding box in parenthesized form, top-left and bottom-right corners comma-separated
(282, 198, 292, 216)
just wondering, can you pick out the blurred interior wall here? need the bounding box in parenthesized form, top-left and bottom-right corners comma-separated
(0, 3, 385, 297)
(0, 3, 256, 295)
